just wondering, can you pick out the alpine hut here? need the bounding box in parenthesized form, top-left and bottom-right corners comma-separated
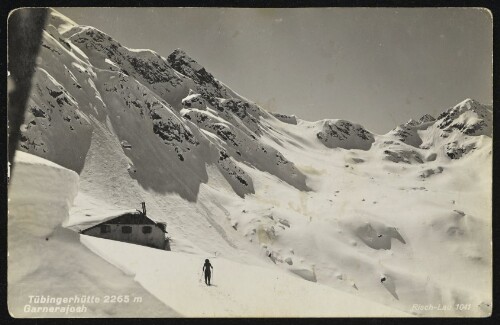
(81, 202, 170, 250)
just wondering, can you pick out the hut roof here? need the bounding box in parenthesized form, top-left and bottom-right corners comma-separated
(105, 212, 157, 225)
(81, 211, 167, 233)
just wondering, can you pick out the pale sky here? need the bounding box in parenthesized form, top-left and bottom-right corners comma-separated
(56, 7, 492, 134)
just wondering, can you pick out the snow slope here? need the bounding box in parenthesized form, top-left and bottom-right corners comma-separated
(11, 8, 493, 317)
(82, 235, 408, 317)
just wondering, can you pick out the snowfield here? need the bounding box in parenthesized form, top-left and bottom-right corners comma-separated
(82, 235, 408, 317)
(8, 8, 492, 317)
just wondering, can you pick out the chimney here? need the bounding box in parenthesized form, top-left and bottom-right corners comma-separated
(141, 202, 146, 215)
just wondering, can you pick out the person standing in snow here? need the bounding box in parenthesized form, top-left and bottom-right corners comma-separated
(202, 259, 213, 286)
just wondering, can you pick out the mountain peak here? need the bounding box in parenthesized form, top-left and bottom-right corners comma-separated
(404, 118, 419, 127)
(167, 48, 230, 99)
(455, 98, 479, 108)
(167, 48, 203, 72)
(170, 48, 189, 57)
(419, 114, 436, 123)
(435, 98, 492, 138)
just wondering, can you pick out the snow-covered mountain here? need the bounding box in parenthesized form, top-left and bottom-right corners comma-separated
(387, 98, 492, 159)
(19, 9, 309, 200)
(10, 9, 493, 317)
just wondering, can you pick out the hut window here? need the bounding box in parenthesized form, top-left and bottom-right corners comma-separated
(100, 225, 111, 234)
(142, 226, 152, 234)
(122, 226, 132, 234)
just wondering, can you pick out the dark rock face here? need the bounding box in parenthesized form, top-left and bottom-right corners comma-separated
(217, 149, 252, 188)
(317, 120, 374, 150)
(445, 142, 477, 160)
(391, 126, 413, 143)
(223, 99, 259, 121)
(152, 118, 198, 145)
(322, 121, 371, 141)
(383, 149, 424, 164)
(181, 93, 207, 110)
(127, 55, 179, 85)
(272, 113, 297, 125)
(419, 114, 436, 123)
(439, 119, 488, 136)
(167, 49, 228, 99)
(30, 106, 47, 118)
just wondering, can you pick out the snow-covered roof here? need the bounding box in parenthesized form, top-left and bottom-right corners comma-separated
(81, 211, 167, 233)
